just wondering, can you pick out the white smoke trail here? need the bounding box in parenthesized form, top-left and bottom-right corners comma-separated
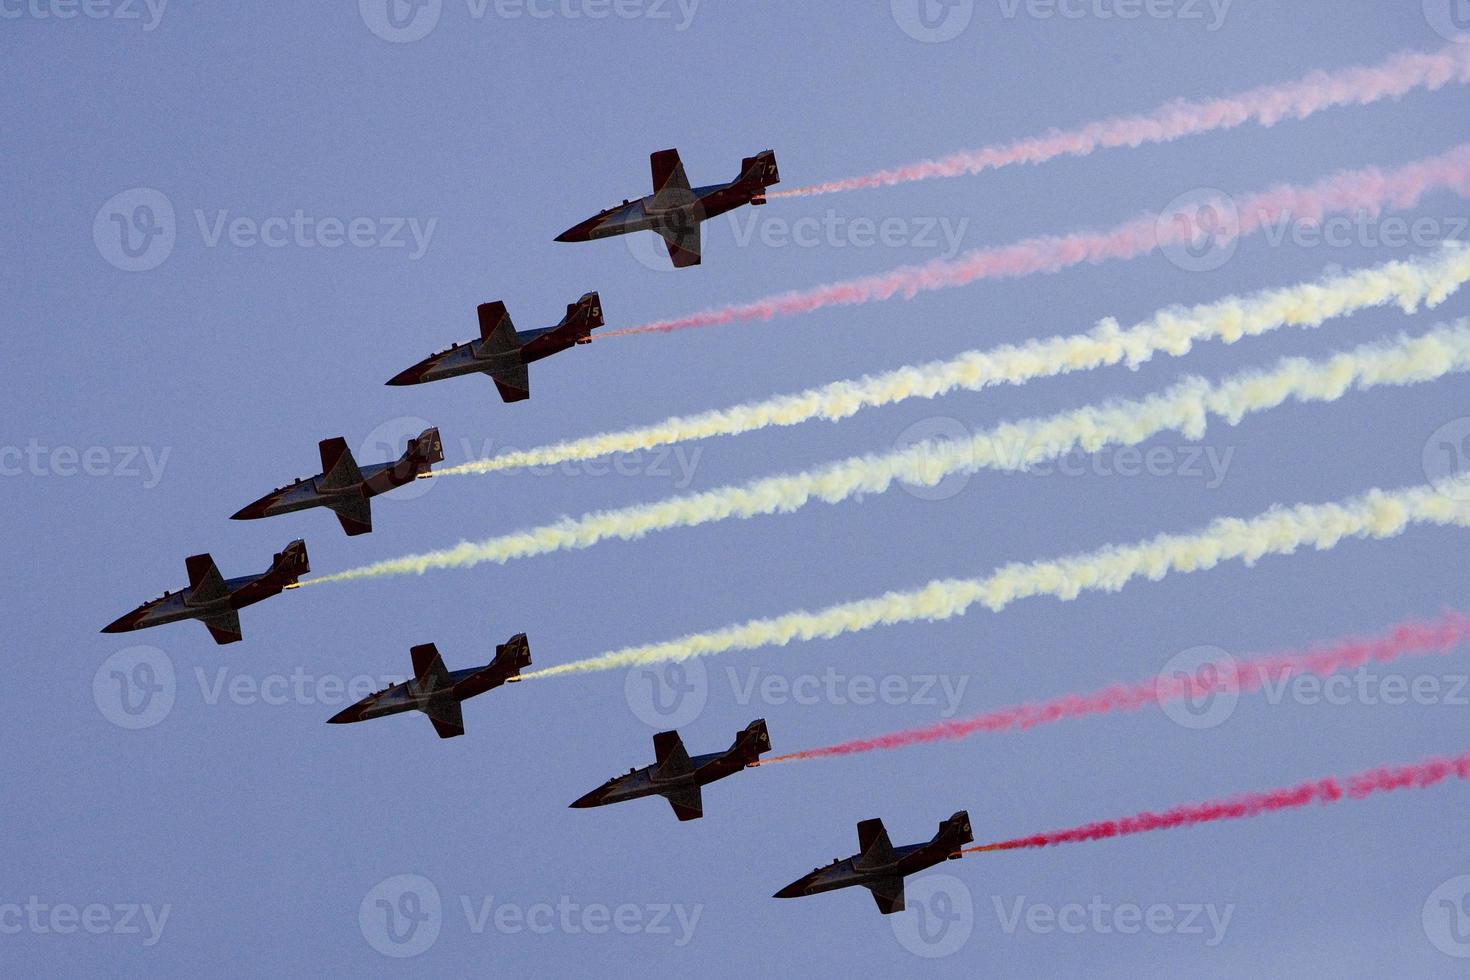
(306, 322, 1470, 586)
(776, 44, 1470, 197)
(439, 246, 1470, 476)
(526, 484, 1470, 679)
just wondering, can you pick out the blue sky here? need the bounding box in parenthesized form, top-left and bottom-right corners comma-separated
(5, 1, 1470, 975)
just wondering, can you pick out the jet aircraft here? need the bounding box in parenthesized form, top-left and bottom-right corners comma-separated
(774, 811, 974, 914)
(569, 719, 770, 821)
(327, 634, 530, 739)
(101, 541, 310, 645)
(231, 428, 443, 536)
(556, 149, 780, 268)
(386, 292, 603, 402)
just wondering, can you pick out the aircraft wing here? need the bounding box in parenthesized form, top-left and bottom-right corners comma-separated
(662, 783, 703, 822)
(184, 553, 229, 605)
(202, 610, 243, 645)
(865, 876, 906, 915)
(427, 700, 465, 740)
(656, 220, 702, 268)
(490, 364, 530, 403)
(854, 818, 897, 871)
(653, 730, 693, 779)
(411, 643, 453, 693)
(316, 438, 365, 492)
(650, 148, 692, 205)
(324, 495, 373, 537)
(477, 302, 520, 354)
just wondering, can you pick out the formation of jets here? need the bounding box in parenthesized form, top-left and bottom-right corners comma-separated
(100, 145, 977, 916)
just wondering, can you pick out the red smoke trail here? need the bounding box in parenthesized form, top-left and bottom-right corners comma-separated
(760, 611, 1470, 764)
(966, 751, 1470, 853)
(774, 45, 1470, 198)
(603, 144, 1470, 339)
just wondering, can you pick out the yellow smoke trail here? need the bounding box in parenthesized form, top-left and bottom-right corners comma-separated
(525, 484, 1470, 679)
(437, 246, 1470, 476)
(305, 322, 1470, 586)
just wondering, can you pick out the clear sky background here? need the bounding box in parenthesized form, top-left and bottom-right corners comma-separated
(5, 1, 1470, 976)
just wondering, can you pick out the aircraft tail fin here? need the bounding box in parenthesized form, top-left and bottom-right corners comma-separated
(739, 150, 780, 195)
(854, 818, 897, 871)
(653, 730, 693, 779)
(732, 718, 771, 761)
(492, 633, 532, 675)
(270, 540, 310, 583)
(563, 291, 604, 337)
(316, 438, 366, 492)
(406, 427, 444, 470)
(184, 553, 229, 605)
(476, 301, 520, 354)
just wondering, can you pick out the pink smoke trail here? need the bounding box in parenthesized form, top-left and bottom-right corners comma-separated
(761, 611, 1470, 764)
(775, 45, 1470, 198)
(604, 144, 1470, 339)
(967, 750, 1470, 853)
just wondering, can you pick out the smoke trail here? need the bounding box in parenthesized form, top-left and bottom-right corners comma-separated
(606, 144, 1470, 338)
(522, 484, 1470, 679)
(440, 247, 1470, 476)
(966, 750, 1470, 854)
(305, 323, 1470, 586)
(775, 45, 1470, 197)
(760, 612, 1470, 764)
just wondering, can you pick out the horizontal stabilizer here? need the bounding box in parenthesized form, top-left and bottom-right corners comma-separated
(491, 364, 530, 403)
(184, 553, 229, 605)
(316, 438, 365, 492)
(202, 610, 242, 645)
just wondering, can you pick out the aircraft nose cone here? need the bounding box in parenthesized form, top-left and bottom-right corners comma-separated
(327, 703, 365, 725)
(568, 787, 607, 809)
(101, 608, 143, 634)
(773, 881, 808, 899)
(230, 496, 272, 521)
(555, 217, 596, 243)
(386, 364, 425, 387)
